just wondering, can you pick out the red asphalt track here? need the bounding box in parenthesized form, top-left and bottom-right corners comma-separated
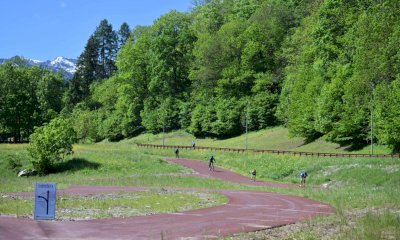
(165, 157, 297, 188)
(0, 158, 334, 240)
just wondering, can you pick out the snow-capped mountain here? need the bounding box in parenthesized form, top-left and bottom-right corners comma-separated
(0, 56, 77, 78)
(48, 56, 77, 75)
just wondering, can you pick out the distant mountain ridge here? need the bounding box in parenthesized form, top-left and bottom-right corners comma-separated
(0, 56, 77, 78)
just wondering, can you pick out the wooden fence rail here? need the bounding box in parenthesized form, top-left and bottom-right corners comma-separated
(136, 143, 400, 158)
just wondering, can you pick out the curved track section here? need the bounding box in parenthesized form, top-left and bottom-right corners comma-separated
(166, 157, 297, 188)
(0, 159, 334, 240)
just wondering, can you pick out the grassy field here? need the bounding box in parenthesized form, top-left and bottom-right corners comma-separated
(1, 127, 399, 239)
(0, 142, 231, 220)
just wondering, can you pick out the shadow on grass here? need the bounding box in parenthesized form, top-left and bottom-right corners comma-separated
(339, 141, 369, 152)
(54, 158, 101, 173)
(295, 133, 323, 148)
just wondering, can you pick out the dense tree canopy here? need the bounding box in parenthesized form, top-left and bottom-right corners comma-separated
(0, 59, 65, 142)
(2, 0, 400, 152)
(277, 0, 400, 149)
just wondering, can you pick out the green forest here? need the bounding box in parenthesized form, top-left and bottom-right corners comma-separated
(1, 0, 400, 152)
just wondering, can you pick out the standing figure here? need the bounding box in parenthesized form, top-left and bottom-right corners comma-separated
(251, 169, 257, 181)
(192, 140, 196, 148)
(175, 148, 180, 158)
(209, 155, 215, 171)
(300, 171, 308, 187)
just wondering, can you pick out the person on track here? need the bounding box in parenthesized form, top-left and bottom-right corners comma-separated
(251, 169, 257, 181)
(175, 148, 180, 158)
(209, 155, 215, 171)
(300, 171, 308, 187)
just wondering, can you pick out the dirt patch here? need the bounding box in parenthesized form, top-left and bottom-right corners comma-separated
(383, 165, 400, 173)
(319, 164, 400, 178)
(318, 164, 361, 177)
(321, 180, 348, 189)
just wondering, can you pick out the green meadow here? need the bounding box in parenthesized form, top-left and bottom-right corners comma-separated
(1, 127, 399, 239)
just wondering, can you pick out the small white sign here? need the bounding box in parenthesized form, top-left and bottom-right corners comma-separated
(34, 182, 56, 220)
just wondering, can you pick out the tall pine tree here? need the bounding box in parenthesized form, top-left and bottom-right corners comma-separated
(67, 35, 100, 106)
(118, 22, 131, 48)
(67, 19, 119, 107)
(94, 19, 118, 79)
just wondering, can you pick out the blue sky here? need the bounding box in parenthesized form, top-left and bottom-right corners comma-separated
(0, 0, 193, 61)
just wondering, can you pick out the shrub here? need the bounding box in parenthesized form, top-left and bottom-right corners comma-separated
(28, 117, 77, 174)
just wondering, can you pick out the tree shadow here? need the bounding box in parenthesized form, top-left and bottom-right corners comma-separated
(295, 133, 323, 147)
(304, 132, 324, 145)
(53, 158, 101, 173)
(338, 140, 369, 152)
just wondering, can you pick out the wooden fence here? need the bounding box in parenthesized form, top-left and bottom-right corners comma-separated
(137, 143, 400, 158)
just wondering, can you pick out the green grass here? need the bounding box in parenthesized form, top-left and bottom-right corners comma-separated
(339, 211, 400, 240)
(131, 127, 305, 150)
(0, 143, 230, 220)
(0, 143, 245, 192)
(131, 127, 392, 154)
(0, 127, 399, 239)
(0, 190, 228, 220)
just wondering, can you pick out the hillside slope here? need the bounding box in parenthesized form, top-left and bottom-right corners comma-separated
(130, 127, 391, 154)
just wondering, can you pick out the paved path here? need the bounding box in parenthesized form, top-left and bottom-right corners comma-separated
(0, 158, 334, 240)
(166, 157, 297, 188)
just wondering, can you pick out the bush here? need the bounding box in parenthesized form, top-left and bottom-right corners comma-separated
(28, 117, 77, 174)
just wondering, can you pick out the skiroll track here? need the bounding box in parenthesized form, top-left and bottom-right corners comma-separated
(0, 157, 334, 239)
